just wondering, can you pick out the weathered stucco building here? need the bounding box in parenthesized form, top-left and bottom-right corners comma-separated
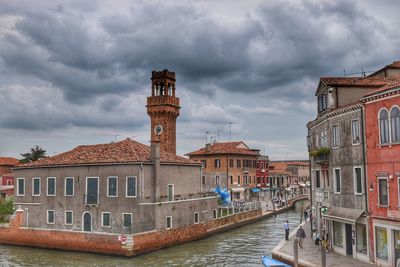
(12, 69, 218, 236)
(186, 141, 260, 201)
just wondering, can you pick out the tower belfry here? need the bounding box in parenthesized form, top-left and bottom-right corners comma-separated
(146, 69, 180, 154)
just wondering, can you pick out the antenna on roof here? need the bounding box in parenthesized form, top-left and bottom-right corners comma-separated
(114, 135, 121, 142)
(229, 122, 233, 141)
(362, 67, 366, 77)
(205, 130, 210, 146)
(344, 69, 346, 77)
(217, 130, 220, 142)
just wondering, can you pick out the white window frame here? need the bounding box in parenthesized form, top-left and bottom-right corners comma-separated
(332, 125, 339, 148)
(65, 210, 73, 225)
(32, 177, 41, 196)
(125, 176, 137, 198)
(46, 177, 56, 196)
(390, 105, 400, 143)
(85, 177, 99, 204)
(17, 178, 25, 196)
(167, 184, 174, 202)
(194, 212, 199, 224)
(122, 213, 132, 228)
(64, 177, 74, 197)
(215, 175, 220, 185)
(377, 176, 389, 207)
(166, 216, 172, 229)
(353, 166, 363, 195)
(47, 210, 55, 224)
(333, 167, 341, 194)
(213, 209, 217, 220)
(101, 212, 111, 227)
(351, 119, 361, 145)
(378, 108, 390, 145)
(107, 176, 118, 197)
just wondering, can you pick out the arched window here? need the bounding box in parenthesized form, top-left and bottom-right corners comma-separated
(379, 109, 390, 144)
(391, 107, 400, 142)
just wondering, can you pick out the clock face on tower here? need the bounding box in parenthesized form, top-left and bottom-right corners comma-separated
(154, 124, 163, 135)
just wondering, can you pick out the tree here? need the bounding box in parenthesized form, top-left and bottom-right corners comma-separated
(20, 145, 47, 163)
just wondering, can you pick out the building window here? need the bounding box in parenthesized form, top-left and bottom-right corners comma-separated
(213, 209, 217, 220)
(65, 211, 73, 225)
(215, 176, 220, 185)
(354, 167, 363, 194)
(107, 176, 118, 197)
(332, 125, 339, 148)
(123, 213, 132, 228)
(126, 176, 137, 197)
(17, 178, 25, 196)
(315, 170, 321, 188)
(391, 106, 400, 142)
(379, 109, 390, 144)
(167, 184, 174, 201)
(32, 177, 41, 196)
(334, 168, 341, 193)
(166, 216, 172, 229)
(86, 177, 99, 205)
(333, 221, 343, 247)
(238, 175, 241, 184)
(237, 159, 241, 168)
(352, 119, 360, 144)
(375, 227, 388, 260)
(65, 177, 74, 196)
(102, 212, 111, 227)
(201, 175, 205, 185)
(356, 224, 367, 254)
(47, 210, 55, 224)
(378, 177, 388, 206)
(230, 175, 233, 185)
(318, 94, 327, 112)
(214, 159, 221, 168)
(47, 177, 56, 196)
(229, 159, 234, 168)
(194, 212, 199, 224)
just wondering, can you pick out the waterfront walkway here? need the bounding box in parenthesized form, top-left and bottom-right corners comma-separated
(272, 221, 375, 267)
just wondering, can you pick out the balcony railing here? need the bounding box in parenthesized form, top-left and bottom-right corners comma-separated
(314, 154, 329, 165)
(147, 96, 179, 107)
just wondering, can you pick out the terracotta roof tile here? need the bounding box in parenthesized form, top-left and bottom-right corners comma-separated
(0, 157, 19, 166)
(320, 77, 400, 87)
(186, 141, 259, 156)
(18, 139, 195, 168)
(363, 82, 400, 98)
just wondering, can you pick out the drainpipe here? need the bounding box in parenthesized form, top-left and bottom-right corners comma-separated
(151, 141, 160, 202)
(361, 106, 374, 263)
(140, 163, 144, 202)
(307, 127, 314, 232)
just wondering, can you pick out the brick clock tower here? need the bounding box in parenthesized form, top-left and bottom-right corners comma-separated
(146, 69, 180, 155)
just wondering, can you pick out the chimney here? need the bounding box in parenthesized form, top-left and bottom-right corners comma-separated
(151, 141, 160, 202)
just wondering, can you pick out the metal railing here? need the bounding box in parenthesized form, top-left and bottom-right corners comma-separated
(216, 201, 261, 219)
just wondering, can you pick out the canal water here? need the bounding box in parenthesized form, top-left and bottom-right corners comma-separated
(0, 201, 305, 266)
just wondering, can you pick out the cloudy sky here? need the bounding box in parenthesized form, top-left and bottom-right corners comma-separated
(0, 0, 399, 160)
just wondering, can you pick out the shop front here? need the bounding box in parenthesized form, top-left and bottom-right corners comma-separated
(373, 218, 400, 267)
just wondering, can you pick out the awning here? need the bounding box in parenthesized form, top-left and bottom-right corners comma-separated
(251, 188, 261, 193)
(231, 187, 245, 192)
(298, 182, 306, 187)
(0, 185, 13, 191)
(323, 207, 364, 224)
(261, 187, 269, 191)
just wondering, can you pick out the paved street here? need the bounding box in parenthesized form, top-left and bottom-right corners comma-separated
(273, 221, 375, 267)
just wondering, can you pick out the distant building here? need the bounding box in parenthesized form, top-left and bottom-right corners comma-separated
(186, 142, 260, 201)
(362, 82, 400, 266)
(12, 69, 218, 234)
(0, 157, 19, 198)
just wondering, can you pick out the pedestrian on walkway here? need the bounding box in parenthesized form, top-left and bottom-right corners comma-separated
(303, 210, 308, 222)
(296, 225, 306, 248)
(284, 220, 289, 241)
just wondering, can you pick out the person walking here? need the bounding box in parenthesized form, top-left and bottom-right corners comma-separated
(284, 220, 289, 241)
(296, 225, 306, 248)
(303, 210, 308, 222)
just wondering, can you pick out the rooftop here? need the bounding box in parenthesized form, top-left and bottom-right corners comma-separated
(320, 77, 400, 87)
(0, 157, 19, 166)
(186, 141, 259, 156)
(17, 138, 196, 168)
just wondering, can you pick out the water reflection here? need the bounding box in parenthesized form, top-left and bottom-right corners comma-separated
(0, 202, 305, 267)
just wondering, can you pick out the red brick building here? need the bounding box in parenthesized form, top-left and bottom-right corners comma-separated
(363, 83, 400, 266)
(0, 157, 19, 198)
(256, 155, 269, 188)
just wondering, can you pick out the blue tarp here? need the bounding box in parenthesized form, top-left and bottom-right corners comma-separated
(251, 188, 261, 193)
(261, 256, 291, 267)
